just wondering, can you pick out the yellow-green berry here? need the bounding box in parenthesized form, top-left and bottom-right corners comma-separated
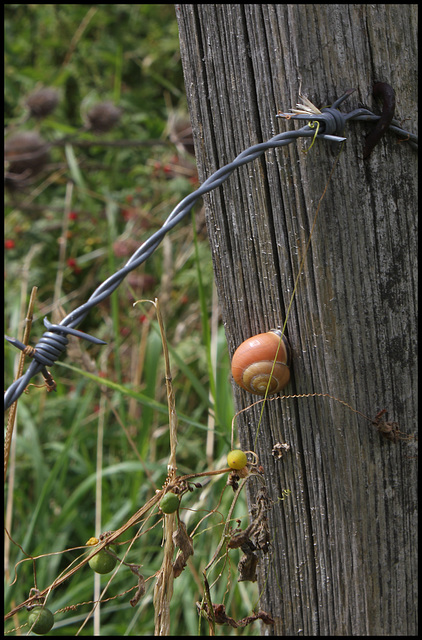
(88, 548, 117, 574)
(160, 492, 180, 514)
(227, 449, 247, 470)
(28, 606, 54, 635)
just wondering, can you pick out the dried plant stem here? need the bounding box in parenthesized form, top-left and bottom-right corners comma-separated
(4, 492, 163, 622)
(5, 289, 233, 626)
(155, 297, 178, 475)
(232, 392, 373, 444)
(151, 298, 177, 635)
(4, 286, 38, 481)
(153, 511, 176, 635)
(204, 478, 247, 575)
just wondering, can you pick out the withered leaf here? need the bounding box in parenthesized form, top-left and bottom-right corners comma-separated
(212, 603, 238, 628)
(172, 520, 194, 578)
(238, 551, 258, 582)
(238, 610, 275, 627)
(199, 602, 274, 628)
(128, 565, 146, 607)
(228, 530, 254, 550)
(130, 574, 146, 606)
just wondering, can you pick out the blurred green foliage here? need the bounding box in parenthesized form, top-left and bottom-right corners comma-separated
(4, 5, 260, 637)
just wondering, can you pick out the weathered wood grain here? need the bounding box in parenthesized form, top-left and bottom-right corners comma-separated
(176, 4, 417, 635)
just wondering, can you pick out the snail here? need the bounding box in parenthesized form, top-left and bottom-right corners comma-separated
(231, 329, 291, 395)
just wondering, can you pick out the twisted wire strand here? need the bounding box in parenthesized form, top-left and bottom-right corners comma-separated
(4, 93, 417, 410)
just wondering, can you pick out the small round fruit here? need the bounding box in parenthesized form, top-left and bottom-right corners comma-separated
(28, 606, 54, 635)
(227, 449, 248, 470)
(88, 548, 117, 574)
(160, 492, 180, 514)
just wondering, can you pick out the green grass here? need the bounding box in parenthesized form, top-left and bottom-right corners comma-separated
(4, 5, 261, 636)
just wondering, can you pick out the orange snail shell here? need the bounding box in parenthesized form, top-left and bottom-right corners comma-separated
(231, 329, 291, 395)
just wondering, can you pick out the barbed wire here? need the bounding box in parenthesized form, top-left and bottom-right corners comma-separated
(4, 89, 417, 410)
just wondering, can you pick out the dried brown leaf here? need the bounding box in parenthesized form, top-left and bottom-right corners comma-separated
(172, 521, 194, 578)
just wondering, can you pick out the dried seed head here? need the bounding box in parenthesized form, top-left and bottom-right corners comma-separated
(5, 131, 49, 174)
(26, 87, 59, 118)
(86, 101, 123, 132)
(167, 112, 195, 156)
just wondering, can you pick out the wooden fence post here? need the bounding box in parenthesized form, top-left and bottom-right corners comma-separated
(176, 5, 417, 635)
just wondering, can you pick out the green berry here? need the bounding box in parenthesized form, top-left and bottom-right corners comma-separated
(28, 606, 54, 635)
(88, 548, 117, 574)
(227, 449, 247, 470)
(160, 491, 180, 514)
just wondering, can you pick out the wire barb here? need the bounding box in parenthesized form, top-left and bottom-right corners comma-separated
(4, 88, 418, 410)
(276, 87, 416, 147)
